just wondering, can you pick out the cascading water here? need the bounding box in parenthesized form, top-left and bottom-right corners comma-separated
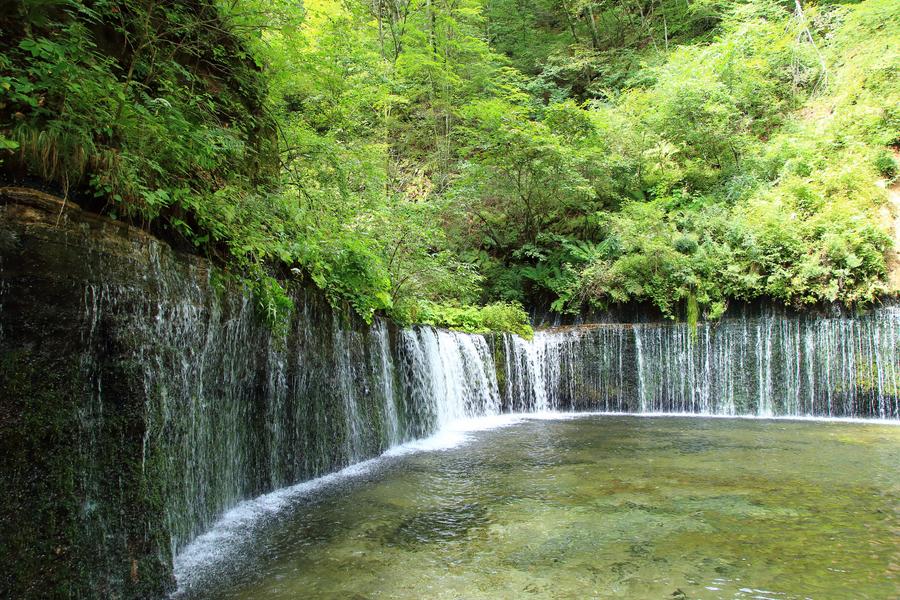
(506, 306, 900, 418)
(373, 321, 401, 447)
(135, 252, 514, 564)
(397, 327, 502, 433)
(2, 193, 898, 600)
(145, 289, 898, 581)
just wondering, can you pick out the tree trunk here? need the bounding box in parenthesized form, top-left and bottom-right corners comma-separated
(560, 0, 581, 44)
(586, 3, 600, 50)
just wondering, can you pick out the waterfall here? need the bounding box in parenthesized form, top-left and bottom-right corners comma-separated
(397, 327, 502, 432)
(505, 305, 900, 419)
(160, 301, 896, 585)
(3, 195, 899, 600)
(123, 288, 900, 579)
(373, 320, 400, 447)
(131, 274, 513, 561)
(502, 332, 549, 411)
(23, 252, 900, 583)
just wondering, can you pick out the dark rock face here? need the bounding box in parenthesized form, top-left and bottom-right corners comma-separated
(0, 188, 177, 598)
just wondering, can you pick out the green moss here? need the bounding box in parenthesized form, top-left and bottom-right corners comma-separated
(1, 325, 172, 598)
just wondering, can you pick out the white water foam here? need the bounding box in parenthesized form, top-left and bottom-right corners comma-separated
(562, 410, 900, 425)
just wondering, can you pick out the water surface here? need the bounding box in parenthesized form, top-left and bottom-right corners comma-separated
(176, 416, 900, 599)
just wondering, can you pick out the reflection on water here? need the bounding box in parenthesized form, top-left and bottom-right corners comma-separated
(176, 416, 900, 599)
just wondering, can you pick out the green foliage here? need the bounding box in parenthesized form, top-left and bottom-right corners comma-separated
(247, 268, 294, 338)
(307, 237, 394, 323)
(580, 192, 890, 319)
(447, 0, 897, 317)
(686, 292, 700, 338)
(2, 0, 896, 331)
(874, 151, 897, 180)
(1, 0, 272, 217)
(0, 0, 480, 328)
(416, 301, 533, 338)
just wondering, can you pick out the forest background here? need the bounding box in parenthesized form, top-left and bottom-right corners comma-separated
(1, 0, 897, 336)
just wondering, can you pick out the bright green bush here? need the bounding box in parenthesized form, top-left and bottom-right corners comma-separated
(417, 301, 533, 339)
(874, 151, 898, 180)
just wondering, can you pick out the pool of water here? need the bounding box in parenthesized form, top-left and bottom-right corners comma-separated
(175, 416, 899, 599)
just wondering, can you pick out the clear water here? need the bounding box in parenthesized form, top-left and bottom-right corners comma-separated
(176, 416, 899, 599)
